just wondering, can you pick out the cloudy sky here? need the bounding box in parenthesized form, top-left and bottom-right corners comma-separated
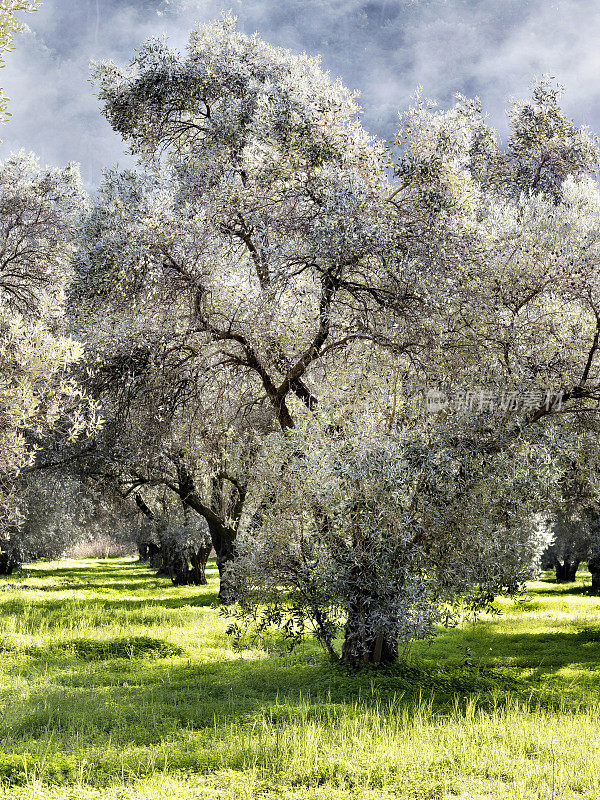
(2, 0, 600, 190)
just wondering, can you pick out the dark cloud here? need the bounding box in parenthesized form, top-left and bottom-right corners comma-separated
(2, 0, 600, 190)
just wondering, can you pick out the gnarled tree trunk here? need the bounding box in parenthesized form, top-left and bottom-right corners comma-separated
(0, 549, 16, 575)
(190, 544, 211, 585)
(137, 541, 150, 561)
(147, 541, 163, 571)
(339, 515, 399, 667)
(207, 518, 236, 602)
(588, 553, 600, 592)
(0, 535, 22, 576)
(555, 559, 580, 582)
(341, 599, 399, 666)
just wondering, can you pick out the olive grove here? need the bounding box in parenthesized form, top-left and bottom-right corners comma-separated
(60, 16, 600, 664)
(3, 14, 600, 666)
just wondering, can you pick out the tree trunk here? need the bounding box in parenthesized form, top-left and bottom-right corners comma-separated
(337, 508, 400, 668)
(190, 546, 210, 585)
(167, 546, 190, 585)
(556, 559, 580, 582)
(0, 549, 14, 576)
(173, 458, 239, 601)
(0, 538, 21, 576)
(209, 521, 236, 602)
(590, 564, 600, 592)
(148, 542, 164, 571)
(134, 495, 158, 566)
(340, 601, 399, 667)
(137, 542, 150, 561)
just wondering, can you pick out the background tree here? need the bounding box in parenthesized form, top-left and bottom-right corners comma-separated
(540, 465, 600, 585)
(7, 473, 137, 570)
(0, 1, 37, 121)
(0, 152, 99, 573)
(71, 337, 260, 593)
(542, 504, 594, 582)
(0, 1, 102, 574)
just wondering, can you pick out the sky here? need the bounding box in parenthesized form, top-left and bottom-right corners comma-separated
(2, 0, 600, 191)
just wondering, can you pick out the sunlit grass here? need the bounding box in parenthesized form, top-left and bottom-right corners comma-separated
(0, 557, 599, 798)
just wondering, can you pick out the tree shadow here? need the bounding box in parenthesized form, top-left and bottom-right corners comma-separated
(1, 553, 598, 784)
(1, 558, 220, 597)
(100, 592, 219, 611)
(19, 560, 146, 579)
(529, 585, 597, 596)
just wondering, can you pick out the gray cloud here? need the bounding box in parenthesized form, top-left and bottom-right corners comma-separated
(2, 0, 600, 190)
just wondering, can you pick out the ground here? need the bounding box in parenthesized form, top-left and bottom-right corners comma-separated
(0, 558, 599, 799)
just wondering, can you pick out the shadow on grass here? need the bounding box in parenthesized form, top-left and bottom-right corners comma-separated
(530, 569, 599, 596)
(0, 594, 220, 621)
(0, 651, 522, 790)
(528, 584, 599, 597)
(0, 559, 221, 628)
(1, 556, 599, 758)
(20, 561, 148, 578)
(1, 559, 220, 602)
(421, 623, 600, 667)
(0, 647, 525, 743)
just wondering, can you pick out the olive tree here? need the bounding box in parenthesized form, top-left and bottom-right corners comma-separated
(0, 4, 99, 572)
(76, 14, 600, 663)
(8, 474, 137, 570)
(229, 81, 600, 664)
(230, 414, 552, 664)
(0, 153, 99, 572)
(74, 13, 416, 589)
(131, 489, 213, 585)
(540, 461, 600, 584)
(542, 505, 594, 582)
(70, 336, 262, 592)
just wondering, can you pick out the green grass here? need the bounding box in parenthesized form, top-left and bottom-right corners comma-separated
(0, 558, 600, 799)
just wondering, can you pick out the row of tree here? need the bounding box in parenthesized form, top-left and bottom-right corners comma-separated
(3, 12, 600, 665)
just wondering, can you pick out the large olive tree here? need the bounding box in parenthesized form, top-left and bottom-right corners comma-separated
(74, 14, 419, 589)
(75, 15, 600, 663)
(230, 81, 600, 664)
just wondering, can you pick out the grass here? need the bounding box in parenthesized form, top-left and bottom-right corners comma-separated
(0, 559, 599, 798)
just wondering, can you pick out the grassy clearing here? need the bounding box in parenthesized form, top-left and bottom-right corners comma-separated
(0, 558, 599, 799)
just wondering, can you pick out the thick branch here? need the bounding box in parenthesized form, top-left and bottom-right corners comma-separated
(134, 493, 155, 520)
(276, 276, 336, 402)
